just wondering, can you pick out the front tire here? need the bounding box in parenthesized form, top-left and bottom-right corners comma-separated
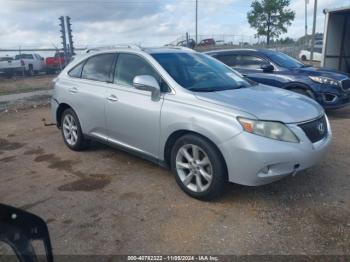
(170, 134, 227, 201)
(61, 108, 88, 151)
(290, 88, 314, 99)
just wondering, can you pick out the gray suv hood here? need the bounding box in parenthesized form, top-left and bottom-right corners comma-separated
(195, 84, 323, 123)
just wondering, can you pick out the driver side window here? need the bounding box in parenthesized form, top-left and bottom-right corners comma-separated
(114, 53, 169, 92)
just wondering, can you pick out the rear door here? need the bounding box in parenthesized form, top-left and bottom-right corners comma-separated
(65, 53, 116, 140)
(105, 53, 165, 158)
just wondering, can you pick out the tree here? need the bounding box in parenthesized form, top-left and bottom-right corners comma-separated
(247, 0, 295, 46)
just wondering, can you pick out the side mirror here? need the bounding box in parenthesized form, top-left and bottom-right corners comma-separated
(0, 204, 53, 262)
(133, 75, 161, 101)
(260, 63, 274, 72)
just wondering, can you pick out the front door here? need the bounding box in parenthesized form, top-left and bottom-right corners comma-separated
(105, 53, 164, 158)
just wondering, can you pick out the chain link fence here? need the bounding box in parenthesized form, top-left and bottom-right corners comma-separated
(170, 34, 319, 65)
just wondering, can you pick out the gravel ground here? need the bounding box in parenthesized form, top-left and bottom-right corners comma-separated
(0, 106, 349, 256)
(0, 74, 55, 95)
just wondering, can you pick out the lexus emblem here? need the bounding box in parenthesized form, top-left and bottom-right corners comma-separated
(317, 122, 325, 135)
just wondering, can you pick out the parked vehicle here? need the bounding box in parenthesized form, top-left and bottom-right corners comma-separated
(206, 49, 350, 109)
(45, 52, 66, 74)
(14, 53, 45, 76)
(299, 47, 322, 62)
(197, 38, 216, 47)
(51, 47, 331, 200)
(0, 56, 24, 78)
(177, 39, 196, 49)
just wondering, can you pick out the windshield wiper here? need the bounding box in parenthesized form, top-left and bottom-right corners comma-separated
(188, 85, 249, 92)
(234, 85, 249, 89)
(189, 88, 220, 92)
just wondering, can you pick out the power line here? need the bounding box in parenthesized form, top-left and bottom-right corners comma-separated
(6, 0, 247, 5)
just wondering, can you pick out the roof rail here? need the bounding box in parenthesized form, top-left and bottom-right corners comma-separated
(85, 44, 142, 53)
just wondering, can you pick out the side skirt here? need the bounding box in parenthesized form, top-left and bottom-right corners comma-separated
(84, 134, 169, 169)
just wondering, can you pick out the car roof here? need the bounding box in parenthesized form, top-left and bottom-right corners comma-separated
(84, 46, 196, 55)
(143, 47, 195, 54)
(205, 48, 274, 55)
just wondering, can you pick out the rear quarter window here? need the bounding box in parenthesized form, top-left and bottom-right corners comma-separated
(68, 62, 85, 78)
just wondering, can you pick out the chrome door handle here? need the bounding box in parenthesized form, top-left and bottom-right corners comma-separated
(107, 94, 118, 102)
(69, 87, 78, 94)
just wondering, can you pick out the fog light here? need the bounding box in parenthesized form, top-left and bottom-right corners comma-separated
(323, 93, 337, 103)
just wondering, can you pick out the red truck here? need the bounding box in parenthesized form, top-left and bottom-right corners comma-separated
(45, 52, 65, 74)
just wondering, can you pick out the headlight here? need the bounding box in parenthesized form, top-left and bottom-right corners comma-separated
(237, 117, 299, 143)
(309, 76, 340, 86)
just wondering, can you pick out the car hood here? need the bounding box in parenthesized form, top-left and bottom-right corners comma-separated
(194, 85, 323, 123)
(292, 66, 349, 80)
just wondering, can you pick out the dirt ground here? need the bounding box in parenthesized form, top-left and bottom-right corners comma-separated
(0, 74, 55, 95)
(0, 106, 349, 256)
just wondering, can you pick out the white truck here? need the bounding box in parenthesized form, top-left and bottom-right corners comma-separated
(14, 53, 46, 76)
(322, 6, 350, 74)
(299, 47, 323, 62)
(0, 56, 24, 78)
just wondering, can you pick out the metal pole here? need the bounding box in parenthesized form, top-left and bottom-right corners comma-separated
(310, 0, 317, 61)
(186, 32, 189, 48)
(305, 0, 308, 37)
(195, 0, 198, 45)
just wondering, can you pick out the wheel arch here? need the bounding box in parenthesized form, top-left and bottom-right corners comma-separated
(163, 130, 228, 175)
(283, 82, 315, 98)
(56, 103, 72, 128)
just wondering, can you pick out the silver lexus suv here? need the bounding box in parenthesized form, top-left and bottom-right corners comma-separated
(51, 46, 332, 200)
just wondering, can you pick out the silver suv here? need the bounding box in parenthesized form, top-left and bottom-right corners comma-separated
(51, 46, 332, 200)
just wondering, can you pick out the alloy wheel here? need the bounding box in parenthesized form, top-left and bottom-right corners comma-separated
(62, 114, 78, 146)
(175, 144, 213, 193)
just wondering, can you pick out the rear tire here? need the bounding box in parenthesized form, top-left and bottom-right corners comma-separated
(61, 108, 89, 151)
(170, 134, 227, 201)
(301, 55, 307, 61)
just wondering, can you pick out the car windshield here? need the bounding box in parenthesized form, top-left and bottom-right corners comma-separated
(15, 54, 33, 59)
(265, 51, 305, 69)
(151, 52, 251, 92)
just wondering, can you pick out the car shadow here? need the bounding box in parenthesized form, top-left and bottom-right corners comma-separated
(220, 168, 331, 205)
(326, 106, 350, 120)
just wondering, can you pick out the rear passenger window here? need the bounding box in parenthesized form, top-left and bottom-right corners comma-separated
(68, 62, 84, 78)
(81, 54, 115, 82)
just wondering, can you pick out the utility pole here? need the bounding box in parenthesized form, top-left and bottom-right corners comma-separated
(305, 0, 309, 37)
(66, 16, 75, 56)
(195, 0, 198, 45)
(59, 16, 67, 62)
(310, 0, 317, 61)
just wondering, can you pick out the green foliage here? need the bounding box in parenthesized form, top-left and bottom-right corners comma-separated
(247, 0, 295, 45)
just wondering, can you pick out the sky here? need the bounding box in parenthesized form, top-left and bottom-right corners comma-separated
(0, 0, 349, 49)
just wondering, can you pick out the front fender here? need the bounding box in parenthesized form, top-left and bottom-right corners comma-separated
(159, 98, 244, 160)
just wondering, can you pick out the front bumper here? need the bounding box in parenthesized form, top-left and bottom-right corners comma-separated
(314, 85, 350, 109)
(219, 117, 332, 186)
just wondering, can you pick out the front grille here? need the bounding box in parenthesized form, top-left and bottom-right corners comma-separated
(298, 115, 328, 143)
(341, 79, 350, 91)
